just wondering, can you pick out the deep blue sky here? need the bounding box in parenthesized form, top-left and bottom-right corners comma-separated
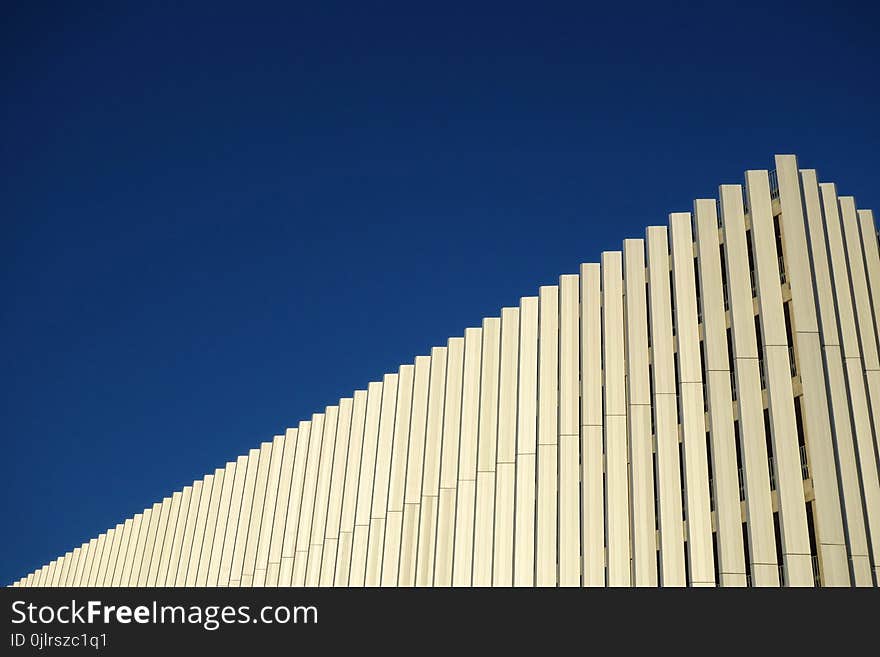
(2, 1, 878, 585)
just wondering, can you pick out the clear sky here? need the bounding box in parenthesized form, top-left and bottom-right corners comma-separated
(2, 1, 878, 585)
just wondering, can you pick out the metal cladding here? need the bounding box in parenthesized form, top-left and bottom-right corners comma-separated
(12, 155, 880, 587)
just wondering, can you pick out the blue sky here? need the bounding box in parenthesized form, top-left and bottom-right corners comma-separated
(1, 0, 878, 584)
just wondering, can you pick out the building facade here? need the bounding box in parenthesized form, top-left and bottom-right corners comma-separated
(11, 154, 880, 587)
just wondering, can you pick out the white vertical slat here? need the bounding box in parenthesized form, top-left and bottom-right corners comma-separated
(382, 368, 414, 586)
(322, 398, 354, 586)
(193, 470, 223, 586)
(670, 213, 714, 587)
(242, 441, 273, 586)
(580, 265, 605, 587)
(453, 330, 482, 586)
(776, 155, 849, 586)
(515, 299, 539, 587)
(624, 240, 657, 586)
(537, 286, 559, 586)
(350, 383, 383, 586)
(401, 356, 431, 586)
(436, 338, 464, 586)
(746, 170, 813, 586)
(558, 277, 581, 587)
(293, 414, 325, 586)
(367, 377, 398, 586)
(603, 253, 630, 586)
(494, 309, 519, 586)
(253, 436, 285, 586)
(719, 184, 778, 587)
(307, 407, 339, 586)
(802, 172, 871, 586)
(335, 391, 368, 585)
(694, 198, 747, 586)
(473, 321, 500, 587)
(417, 347, 448, 586)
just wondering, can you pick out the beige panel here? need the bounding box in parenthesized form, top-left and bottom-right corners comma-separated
(473, 320, 499, 587)
(192, 468, 225, 586)
(135, 503, 161, 586)
(293, 414, 325, 586)
(841, 197, 880, 369)
(59, 549, 75, 587)
(114, 515, 138, 586)
(229, 449, 261, 586)
(823, 348, 872, 585)
(120, 509, 143, 586)
(61, 549, 77, 587)
(536, 286, 558, 586)
(602, 253, 630, 586)
(838, 194, 880, 582)
(398, 356, 432, 586)
(241, 441, 273, 586)
(280, 421, 312, 585)
(558, 276, 581, 587)
(747, 170, 813, 586)
(148, 496, 175, 587)
(624, 240, 657, 586)
(45, 560, 56, 588)
(96, 525, 119, 586)
(93, 530, 115, 587)
(183, 474, 214, 586)
(322, 398, 353, 586)
(859, 208, 880, 360)
(350, 383, 383, 586)
(127, 509, 150, 586)
(493, 309, 519, 586)
(845, 357, 880, 582)
(366, 377, 398, 586)
(416, 347, 447, 586)
(776, 156, 849, 585)
(67, 549, 82, 586)
(647, 225, 686, 586)
(74, 539, 93, 586)
(434, 488, 457, 587)
(335, 390, 368, 585)
(164, 486, 192, 586)
(436, 338, 464, 586)
(719, 184, 779, 586)
(579, 265, 604, 587)
(694, 198, 747, 586)
(453, 328, 481, 586)
(515, 297, 538, 587)
(820, 184, 880, 583)
(262, 430, 294, 586)
(38, 560, 51, 587)
(253, 436, 285, 586)
(857, 205, 880, 583)
(305, 408, 339, 586)
(670, 213, 714, 586)
(87, 533, 107, 587)
(66, 549, 81, 586)
(841, 198, 880, 475)
(218, 455, 248, 586)
(381, 366, 414, 586)
(57, 551, 72, 588)
(102, 525, 124, 586)
(45, 560, 57, 588)
(173, 481, 202, 586)
(205, 464, 235, 587)
(52, 552, 71, 587)
(47, 557, 60, 587)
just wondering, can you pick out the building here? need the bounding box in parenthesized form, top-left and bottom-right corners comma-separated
(11, 154, 880, 587)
